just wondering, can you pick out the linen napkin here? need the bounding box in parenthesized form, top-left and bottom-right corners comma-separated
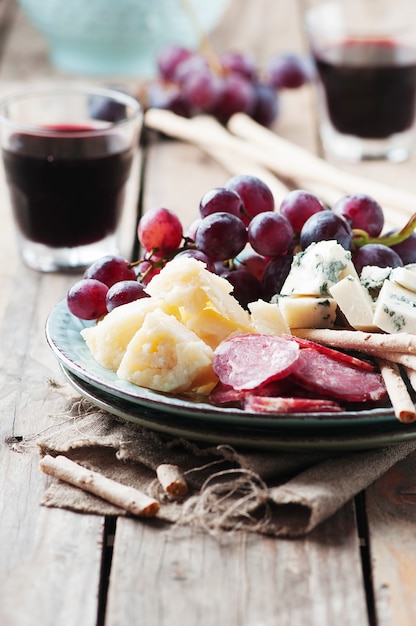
(33, 380, 416, 537)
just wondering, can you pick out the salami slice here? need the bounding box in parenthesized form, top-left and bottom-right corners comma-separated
(283, 334, 376, 372)
(290, 348, 387, 403)
(213, 334, 299, 391)
(210, 377, 298, 405)
(244, 395, 342, 413)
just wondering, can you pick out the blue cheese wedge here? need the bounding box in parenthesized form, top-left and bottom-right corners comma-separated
(329, 275, 377, 331)
(360, 265, 392, 300)
(373, 279, 416, 333)
(390, 266, 416, 293)
(280, 240, 359, 296)
(278, 295, 337, 329)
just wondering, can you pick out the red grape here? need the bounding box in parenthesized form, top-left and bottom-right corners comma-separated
(390, 232, 416, 264)
(332, 193, 384, 237)
(182, 69, 222, 113)
(214, 73, 256, 123)
(195, 212, 248, 261)
(261, 254, 293, 301)
(67, 279, 108, 320)
(199, 187, 243, 218)
(173, 54, 209, 85)
(222, 268, 262, 309)
(174, 248, 215, 272)
(267, 53, 313, 89)
(353, 244, 403, 275)
(279, 189, 325, 234)
(300, 211, 353, 250)
(184, 218, 201, 239)
(248, 211, 294, 257)
(106, 280, 149, 312)
(234, 247, 270, 281)
(146, 81, 191, 117)
(157, 45, 194, 81)
(251, 83, 279, 127)
(84, 255, 136, 287)
(220, 51, 257, 81)
(225, 174, 275, 225)
(138, 207, 183, 254)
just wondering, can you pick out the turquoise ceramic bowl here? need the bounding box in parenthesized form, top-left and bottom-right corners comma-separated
(18, 0, 230, 77)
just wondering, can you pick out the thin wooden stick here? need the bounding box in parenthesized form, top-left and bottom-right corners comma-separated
(156, 463, 188, 497)
(292, 328, 416, 354)
(376, 359, 416, 423)
(40, 455, 160, 517)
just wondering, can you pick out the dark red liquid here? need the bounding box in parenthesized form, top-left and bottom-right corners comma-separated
(3, 127, 135, 248)
(314, 40, 416, 139)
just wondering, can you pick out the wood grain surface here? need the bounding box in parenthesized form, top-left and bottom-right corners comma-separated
(1, 1, 416, 624)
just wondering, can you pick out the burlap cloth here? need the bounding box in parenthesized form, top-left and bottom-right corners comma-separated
(35, 381, 416, 538)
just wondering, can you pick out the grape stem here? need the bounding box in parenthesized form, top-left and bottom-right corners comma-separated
(353, 212, 416, 248)
(129, 238, 196, 280)
(177, 0, 223, 74)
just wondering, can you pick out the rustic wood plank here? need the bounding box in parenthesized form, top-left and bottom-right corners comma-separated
(0, 260, 106, 625)
(0, 509, 104, 626)
(106, 3, 369, 622)
(366, 451, 416, 626)
(106, 505, 368, 626)
(0, 131, 105, 625)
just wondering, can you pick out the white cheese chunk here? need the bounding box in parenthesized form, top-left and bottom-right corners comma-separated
(117, 308, 216, 393)
(278, 295, 337, 329)
(280, 240, 359, 297)
(329, 275, 377, 331)
(248, 299, 290, 335)
(373, 279, 416, 333)
(390, 266, 416, 293)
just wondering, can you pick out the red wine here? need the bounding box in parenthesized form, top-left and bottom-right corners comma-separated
(3, 127, 135, 248)
(314, 39, 416, 139)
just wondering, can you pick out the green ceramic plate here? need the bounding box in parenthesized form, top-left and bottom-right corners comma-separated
(46, 299, 409, 434)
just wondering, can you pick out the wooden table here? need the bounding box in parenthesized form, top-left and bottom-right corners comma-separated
(1, 1, 416, 624)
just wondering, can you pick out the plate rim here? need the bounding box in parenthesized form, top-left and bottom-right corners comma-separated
(61, 364, 416, 452)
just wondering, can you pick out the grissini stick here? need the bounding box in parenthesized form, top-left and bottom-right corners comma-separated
(376, 359, 416, 423)
(40, 455, 160, 516)
(227, 112, 416, 222)
(292, 328, 416, 354)
(145, 109, 349, 211)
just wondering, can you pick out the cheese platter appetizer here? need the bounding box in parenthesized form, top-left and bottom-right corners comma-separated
(45, 168, 416, 430)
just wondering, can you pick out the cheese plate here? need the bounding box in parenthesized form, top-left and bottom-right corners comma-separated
(45, 299, 416, 437)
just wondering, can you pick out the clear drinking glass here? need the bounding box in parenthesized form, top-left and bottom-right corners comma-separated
(0, 86, 142, 272)
(305, 0, 416, 162)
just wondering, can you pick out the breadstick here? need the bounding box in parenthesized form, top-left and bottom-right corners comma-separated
(292, 328, 416, 354)
(227, 112, 416, 220)
(379, 351, 416, 370)
(404, 367, 416, 393)
(376, 359, 416, 423)
(40, 455, 159, 517)
(156, 463, 188, 497)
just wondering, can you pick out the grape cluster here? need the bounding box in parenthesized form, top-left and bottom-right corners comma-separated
(67, 174, 416, 320)
(143, 45, 313, 127)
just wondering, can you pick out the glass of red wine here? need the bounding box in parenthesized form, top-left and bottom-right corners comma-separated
(305, 0, 416, 162)
(0, 86, 142, 272)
